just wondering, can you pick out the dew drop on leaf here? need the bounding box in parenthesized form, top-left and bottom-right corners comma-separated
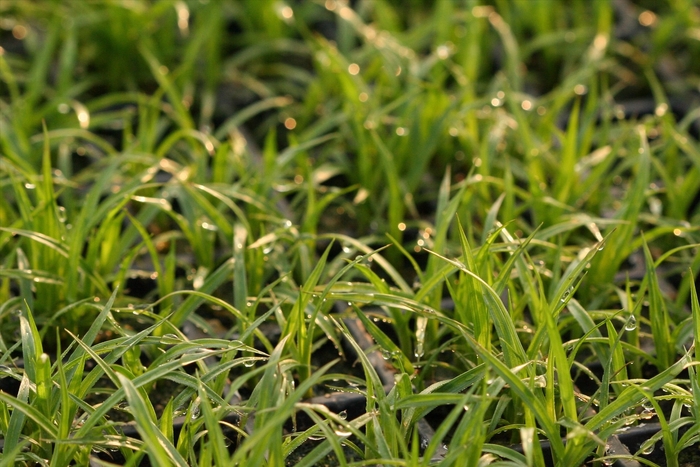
(641, 441, 654, 455)
(190, 400, 201, 420)
(560, 288, 572, 302)
(57, 206, 67, 222)
(415, 316, 427, 358)
(414, 346, 423, 359)
(160, 334, 179, 344)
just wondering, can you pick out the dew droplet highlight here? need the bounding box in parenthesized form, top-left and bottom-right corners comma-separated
(415, 316, 427, 358)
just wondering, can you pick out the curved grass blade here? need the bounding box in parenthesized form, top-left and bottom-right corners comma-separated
(422, 247, 527, 368)
(117, 373, 188, 467)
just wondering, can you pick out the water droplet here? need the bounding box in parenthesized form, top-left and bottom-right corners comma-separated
(283, 220, 292, 228)
(415, 316, 427, 358)
(560, 288, 572, 302)
(243, 359, 255, 368)
(640, 441, 654, 455)
(624, 315, 637, 331)
(338, 410, 347, 420)
(56, 206, 67, 222)
(334, 429, 351, 438)
(160, 334, 179, 344)
(342, 246, 352, 254)
(381, 349, 392, 360)
(414, 344, 424, 359)
(201, 221, 218, 232)
(190, 399, 201, 420)
(24, 183, 35, 190)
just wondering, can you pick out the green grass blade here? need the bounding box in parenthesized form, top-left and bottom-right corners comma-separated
(691, 272, 700, 397)
(0, 375, 58, 440)
(423, 246, 527, 368)
(587, 351, 691, 436)
(354, 306, 414, 374)
(457, 328, 565, 460)
(642, 236, 674, 370)
(2, 374, 31, 456)
(117, 373, 188, 467)
(167, 258, 236, 328)
(198, 381, 230, 466)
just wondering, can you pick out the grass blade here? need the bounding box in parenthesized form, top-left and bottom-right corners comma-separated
(117, 373, 188, 467)
(642, 236, 674, 371)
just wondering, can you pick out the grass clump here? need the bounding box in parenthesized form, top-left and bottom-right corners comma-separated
(1, 1, 700, 466)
